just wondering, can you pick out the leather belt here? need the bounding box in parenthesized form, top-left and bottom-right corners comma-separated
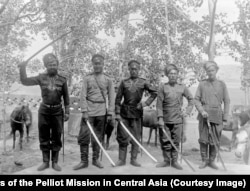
(42, 103, 61, 108)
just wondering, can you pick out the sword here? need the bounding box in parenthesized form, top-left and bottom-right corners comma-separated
(207, 119, 227, 171)
(161, 127, 196, 172)
(180, 115, 186, 164)
(100, 115, 108, 161)
(86, 120, 116, 167)
(119, 120, 158, 163)
(62, 115, 65, 163)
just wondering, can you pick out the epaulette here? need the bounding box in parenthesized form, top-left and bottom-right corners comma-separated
(103, 73, 111, 78)
(123, 77, 131, 81)
(138, 77, 147, 81)
(58, 70, 70, 79)
(57, 74, 67, 79)
(86, 72, 94, 76)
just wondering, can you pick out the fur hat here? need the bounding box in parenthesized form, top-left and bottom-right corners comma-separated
(164, 64, 179, 75)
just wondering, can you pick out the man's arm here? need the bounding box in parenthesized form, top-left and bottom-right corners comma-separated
(183, 86, 194, 116)
(62, 80, 70, 115)
(80, 77, 88, 113)
(156, 83, 164, 119)
(115, 80, 124, 115)
(194, 83, 205, 114)
(143, 80, 157, 106)
(19, 62, 40, 86)
(107, 78, 115, 116)
(222, 82, 230, 122)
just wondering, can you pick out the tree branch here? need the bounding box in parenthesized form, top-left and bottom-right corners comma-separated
(0, 0, 45, 28)
(171, 3, 209, 34)
(0, 0, 10, 15)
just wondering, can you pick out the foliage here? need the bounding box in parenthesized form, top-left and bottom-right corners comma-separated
(0, 0, 243, 95)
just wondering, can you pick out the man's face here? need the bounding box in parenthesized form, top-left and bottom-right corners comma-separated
(206, 66, 218, 80)
(92, 57, 104, 74)
(167, 69, 178, 84)
(128, 62, 140, 78)
(46, 58, 58, 76)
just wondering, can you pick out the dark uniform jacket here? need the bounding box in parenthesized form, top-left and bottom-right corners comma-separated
(19, 65, 70, 114)
(157, 82, 193, 124)
(115, 77, 157, 119)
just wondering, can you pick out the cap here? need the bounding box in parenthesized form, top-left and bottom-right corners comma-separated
(164, 64, 179, 75)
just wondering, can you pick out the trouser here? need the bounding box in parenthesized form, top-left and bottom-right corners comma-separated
(77, 116, 106, 160)
(117, 117, 141, 161)
(199, 120, 222, 162)
(38, 105, 63, 152)
(159, 123, 182, 162)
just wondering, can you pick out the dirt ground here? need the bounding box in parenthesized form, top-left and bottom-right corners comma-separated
(0, 112, 248, 175)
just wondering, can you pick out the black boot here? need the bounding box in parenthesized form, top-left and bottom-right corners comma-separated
(52, 151, 61, 171)
(37, 151, 50, 171)
(208, 145, 218, 170)
(130, 145, 141, 167)
(156, 150, 171, 168)
(92, 145, 104, 169)
(73, 145, 89, 170)
(115, 146, 127, 166)
(199, 143, 208, 169)
(171, 150, 183, 170)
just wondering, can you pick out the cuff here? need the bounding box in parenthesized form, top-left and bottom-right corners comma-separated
(64, 105, 70, 114)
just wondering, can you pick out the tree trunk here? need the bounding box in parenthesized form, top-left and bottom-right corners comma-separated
(207, 0, 217, 61)
(164, 0, 173, 64)
(120, 14, 129, 79)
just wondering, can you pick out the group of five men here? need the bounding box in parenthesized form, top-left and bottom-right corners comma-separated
(19, 53, 230, 172)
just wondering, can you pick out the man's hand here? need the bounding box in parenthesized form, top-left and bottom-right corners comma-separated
(201, 111, 209, 118)
(115, 114, 121, 121)
(107, 115, 112, 122)
(82, 112, 88, 121)
(136, 102, 147, 110)
(158, 117, 164, 128)
(180, 111, 188, 118)
(222, 120, 227, 126)
(64, 113, 69, 122)
(18, 61, 28, 68)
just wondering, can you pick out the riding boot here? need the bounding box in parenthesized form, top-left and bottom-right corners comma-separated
(208, 145, 218, 170)
(130, 145, 141, 167)
(156, 150, 171, 168)
(73, 145, 89, 170)
(52, 151, 61, 171)
(171, 150, 183, 170)
(37, 151, 50, 171)
(92, 144, 104, 168)
(115, 146, 127, 166)
(199, 143, 208, 169)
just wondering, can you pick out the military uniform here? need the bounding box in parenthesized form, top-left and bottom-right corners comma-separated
(19, 64, 70, 170)
(76, 73, 115, 169)
(194, 79, 230, 167)
(156, 82, 193, 168)
(115, 77, 157, 166)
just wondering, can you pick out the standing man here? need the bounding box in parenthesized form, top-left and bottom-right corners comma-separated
(73, 54, 115, 170)
(19, 53, 70, 171)
(194, 61, 230, 170)
(115, 60, 157, 167)
(156, 64, 193, 170)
